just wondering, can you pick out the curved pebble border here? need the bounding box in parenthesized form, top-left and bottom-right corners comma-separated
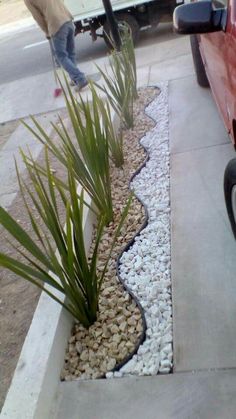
(107, 82, 172, 378)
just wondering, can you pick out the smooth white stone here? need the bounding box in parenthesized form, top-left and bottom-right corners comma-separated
(137, 345, 150, 355)
(160, 359, 172, 368)
(106, 372, 114, 379)
(114, 371, 123, 378)
(161, 333, 172, 344)
(164, 324, 172, 334)
(120, 359, 136, 374)
(148, 363, 160, 375)
(168, 352, 173, 361)
(159, 367, 170, 374)
(162, 344, 172, 354)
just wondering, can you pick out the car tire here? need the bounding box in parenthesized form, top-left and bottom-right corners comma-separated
(190, 35, 209, 88)
(224, 158, 236, 239)
(103, 13, 140, 49)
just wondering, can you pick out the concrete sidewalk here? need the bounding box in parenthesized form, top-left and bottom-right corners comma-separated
(54, 371, 236, 419)
(53, 40, 236, 419)
(170, 77, 236, 372)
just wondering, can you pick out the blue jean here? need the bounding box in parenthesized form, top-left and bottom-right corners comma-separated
(52, 21, 86, 85)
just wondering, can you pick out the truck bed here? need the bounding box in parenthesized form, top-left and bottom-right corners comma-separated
(65, 0, 157, 21)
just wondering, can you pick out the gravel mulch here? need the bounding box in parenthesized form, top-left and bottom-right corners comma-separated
(61, 87, 159, 381)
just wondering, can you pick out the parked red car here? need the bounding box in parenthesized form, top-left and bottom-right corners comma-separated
(173, 0, 236, 238)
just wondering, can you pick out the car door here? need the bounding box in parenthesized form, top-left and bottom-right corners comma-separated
(199, 0, 230, 132)
(224, 17, 236, 142)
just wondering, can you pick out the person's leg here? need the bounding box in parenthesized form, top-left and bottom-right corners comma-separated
(52, 22, 86, 86)
(66, 23, 77, 66)
(66, 22, 86, 88)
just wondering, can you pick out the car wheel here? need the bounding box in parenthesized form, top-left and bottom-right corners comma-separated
(224, 158, 236, 238)
(190, 35, 209, 88)
(103, 13, 140, 49)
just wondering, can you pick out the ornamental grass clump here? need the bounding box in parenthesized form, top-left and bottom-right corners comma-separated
(104, 103, 124, 168)
(23, 80, 113, 224)
(120, 24, 138, 100)
(97, 52, 134, 129)
(0, 149, 132, 328)
(89, 84, 124, 168)
(97, 25, 138, 129)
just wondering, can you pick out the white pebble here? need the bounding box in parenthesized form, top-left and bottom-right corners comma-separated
(119, 83, 173, 377)
(114, 371, 123, 378)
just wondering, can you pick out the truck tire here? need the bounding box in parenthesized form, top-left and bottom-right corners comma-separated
(224, 158, 236, 239)
(103, 13, 140, 49)
(190, 35, 209, 88)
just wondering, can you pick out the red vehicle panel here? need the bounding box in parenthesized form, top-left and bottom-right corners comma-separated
(173, 0, 236, 237)
(173, 0, 236, 145)
(199, 0, 236, 144)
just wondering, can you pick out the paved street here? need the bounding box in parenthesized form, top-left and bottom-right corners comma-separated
(0, 25, 105, 84)
(0, 22, 177, 84)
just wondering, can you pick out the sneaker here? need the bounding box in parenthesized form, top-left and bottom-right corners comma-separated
(74, 79, 89, 92)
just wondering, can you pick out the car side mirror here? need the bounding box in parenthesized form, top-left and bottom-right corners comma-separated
(173, 0, 225, 34)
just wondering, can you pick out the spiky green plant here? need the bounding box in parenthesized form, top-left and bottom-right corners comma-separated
(104, 103, 124, 167)
(88, 84, 124, 168)
(97, 25, 138, 129)
(97, 52, 134, 129)
(22, 81, 113, 224)
(103, 21, 138, 99)
(0, 149, 132, 328)
(120, 23, 138, 100)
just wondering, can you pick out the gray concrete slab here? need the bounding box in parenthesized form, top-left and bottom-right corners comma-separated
(135, 35, 190, 69)
(169, 76, 230, 153)
(149, 53, 194, 84)
(54, 370, 236, 419)
(0, 62, 102, 124)
(0, 72, 66, 124)
(170, 77, 236, 371)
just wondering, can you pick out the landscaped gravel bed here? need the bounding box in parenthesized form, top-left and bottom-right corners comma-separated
(61, 86, 159, 381)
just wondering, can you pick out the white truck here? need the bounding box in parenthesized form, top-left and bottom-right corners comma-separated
(65, 0, 183, 47)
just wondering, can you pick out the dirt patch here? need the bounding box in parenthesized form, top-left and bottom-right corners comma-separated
(0, 120, 19, 151)
(0, 109, 68, 411)
(0, 0, 30, 26)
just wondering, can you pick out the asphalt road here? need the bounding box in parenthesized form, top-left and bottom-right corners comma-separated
(0, 25, 107, 85)
(0, 22, 177, 85)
